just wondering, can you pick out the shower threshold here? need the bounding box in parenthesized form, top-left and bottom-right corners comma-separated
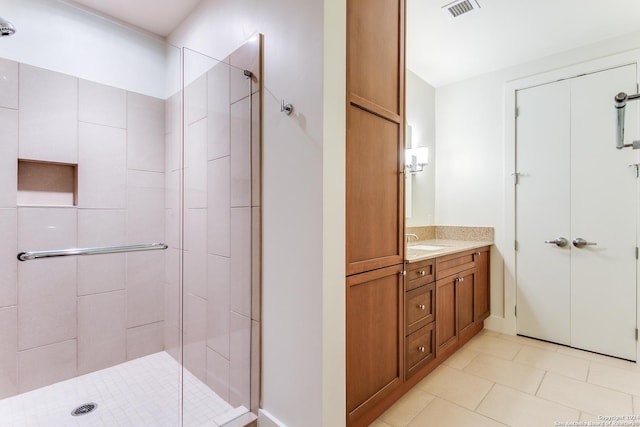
(0, 351, 250, 427)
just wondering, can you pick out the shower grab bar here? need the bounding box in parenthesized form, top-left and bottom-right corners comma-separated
(17, 242, 168, 261)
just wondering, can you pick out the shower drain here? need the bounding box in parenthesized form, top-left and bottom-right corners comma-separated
(71, 403, 98, 416)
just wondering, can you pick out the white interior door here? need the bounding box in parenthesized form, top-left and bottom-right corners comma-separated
(516, 65, 638, 360)
(516, 80, 572, 345)
(570, 66, 638, 360)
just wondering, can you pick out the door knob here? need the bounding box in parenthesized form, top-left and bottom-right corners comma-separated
(544, 237, 569, 247)
(573, 238, 597, 248)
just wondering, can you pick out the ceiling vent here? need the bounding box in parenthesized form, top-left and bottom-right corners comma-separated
(442, 0, 480, 18)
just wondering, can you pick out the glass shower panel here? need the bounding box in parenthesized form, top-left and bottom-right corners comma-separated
(181, 47, 255, 427)
(0, 2, 183, 425)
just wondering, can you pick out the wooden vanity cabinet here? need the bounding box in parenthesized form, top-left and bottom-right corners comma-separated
(346, 264, 403, 424)
(404, 259, 436, 379)
(435, 247, 490, 356)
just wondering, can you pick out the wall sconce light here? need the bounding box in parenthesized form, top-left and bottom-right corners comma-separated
(405, 146, 429, 174)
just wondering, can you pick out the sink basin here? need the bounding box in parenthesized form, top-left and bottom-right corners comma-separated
(409, 244, 446, 251)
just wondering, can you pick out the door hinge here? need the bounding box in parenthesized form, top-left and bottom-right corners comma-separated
(515, 306, 517, 317)
(514, 240, 519, 251)
(636, 328, 638, 341)
(515, 106, 520, 118)
(512, 172, 520, 185)
(636, 247, 639, 260)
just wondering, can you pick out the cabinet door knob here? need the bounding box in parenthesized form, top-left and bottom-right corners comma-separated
(418, 304, 426, 310)
(418, 346, 425, 353)
(418, 270, 425, 277)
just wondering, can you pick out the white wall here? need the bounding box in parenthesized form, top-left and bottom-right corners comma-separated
(169, 1, 346, 426)
(435, 29, 640, 331)
(406, 70, 436, 227)
(0, 0, 173, 98)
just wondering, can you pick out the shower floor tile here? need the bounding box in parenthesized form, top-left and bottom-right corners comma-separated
(0, 351, 243, 427)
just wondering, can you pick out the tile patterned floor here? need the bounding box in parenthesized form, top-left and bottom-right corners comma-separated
(373, 330, 640, 427)
(0, 351, 247, 427)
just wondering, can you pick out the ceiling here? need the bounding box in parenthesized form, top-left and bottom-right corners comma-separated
(408, 0, 640, 87)
(65, 0, 202, 36)
(64, 0, 640, 87)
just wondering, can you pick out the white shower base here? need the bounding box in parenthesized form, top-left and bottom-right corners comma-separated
(0, 351, 248, 427)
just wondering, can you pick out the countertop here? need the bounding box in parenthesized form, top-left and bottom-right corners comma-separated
(406, 239, 493, 263)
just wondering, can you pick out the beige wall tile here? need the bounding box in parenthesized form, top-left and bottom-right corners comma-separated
(78, 291, 126, 374)
(207, 254, 230, 359)
(229, 312, 251, 409)
(0, 59, 18, 110)
(408, 397, 504, 427)
(185, 118, 208, 208)
(206, 347, 230, 403)
(126, 251, 164, 328)
(186, 74, 208, 125)
(207, 62, 230, 161)
(184, 209, 207, 299)
(230, 207, 251, 318)
(17, 339, 76, 393)
(537, 372, 632, 415)
(478, 384, 579, 427)
(77, 209, 126, 295)
(230, 97, 251, 208)
(79, 79, 126, 128)
(184, 339, 206, 383)
(514, 346, 589, 381)
(19, 65, 78, 164)
(415, 365, 493, 410)
(127, 92, 164, 172)
(464, 353, 545, 394)
(126, 170, 164, 243)
(0, 108, 17, 208)
(18, 258, 76, 350)
(0, 307, 17, 399)
(78, 122, 127, 208)
(0, 209, 17, 308)
(208, 157, 230, 257)
(126, 321, 164, 360)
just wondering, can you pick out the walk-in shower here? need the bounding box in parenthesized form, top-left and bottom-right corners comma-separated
(0, 2, 261, 426)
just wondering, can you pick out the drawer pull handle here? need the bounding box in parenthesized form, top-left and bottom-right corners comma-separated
(418, 346, 425, 353)
(456, 277, 465, 283)
(418, 304, 426, 310)
(418, 270, 426, 277)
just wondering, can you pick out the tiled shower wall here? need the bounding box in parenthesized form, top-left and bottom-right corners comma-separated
(164, 39, 261, 414)
(0, 59, 166, 398)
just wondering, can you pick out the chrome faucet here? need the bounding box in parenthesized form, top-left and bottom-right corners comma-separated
(405, 233, 419, 243)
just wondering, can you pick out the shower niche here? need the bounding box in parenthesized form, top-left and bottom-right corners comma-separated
(17, 160, 78, 206)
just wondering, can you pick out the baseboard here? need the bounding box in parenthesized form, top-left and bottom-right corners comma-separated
(258, 409, 287, 427)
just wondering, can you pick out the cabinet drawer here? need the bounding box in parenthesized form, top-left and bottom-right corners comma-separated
(436, 249, 476, 280)
(406, 283, 435, 335)
(406, 259, 435, 290)
(405, 323, 435, 379)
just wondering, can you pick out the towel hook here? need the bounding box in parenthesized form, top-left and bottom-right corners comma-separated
(281, 100, 293, 116)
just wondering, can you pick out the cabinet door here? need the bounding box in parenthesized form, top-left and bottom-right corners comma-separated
(457, 269, 476, 338)
(346, 264, 403, 422)
(474, 248, 490, 322)
(436, 276, 457, 354)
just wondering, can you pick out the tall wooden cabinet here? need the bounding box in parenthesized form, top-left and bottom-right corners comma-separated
(346, 0, 406, 425)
